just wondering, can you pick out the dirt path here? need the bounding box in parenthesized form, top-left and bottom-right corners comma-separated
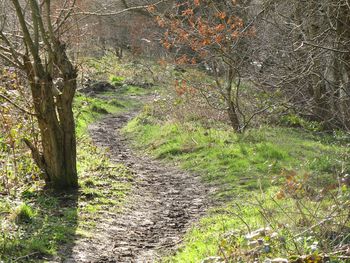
(63, 105, 209, 262)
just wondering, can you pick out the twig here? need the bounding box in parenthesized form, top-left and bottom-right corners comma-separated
(303, 41, 350, 53)
(293, 217, 332, 238)
(76, 0, 170, 17)
(14, 252, 39, 262)
(0, 94, 37, 116)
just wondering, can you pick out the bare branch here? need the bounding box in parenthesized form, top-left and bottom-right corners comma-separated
(0, 93, 37, 116)
(77, 0, 170, 17)
(303, 41, 350, 53)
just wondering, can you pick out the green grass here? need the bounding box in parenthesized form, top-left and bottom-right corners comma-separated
(118, 85, 153, 96)
(12, 203, 36, 224)
(124, 116, 348, 199)
(162, 195, 349, 262)
(109, 75, 125, 86)
(101, 84, 155, 97)
(124, 112, 350, 262)
(74, 84, 153, 137)
(74, 93, 125, 136)
(1, 188, 79, 261)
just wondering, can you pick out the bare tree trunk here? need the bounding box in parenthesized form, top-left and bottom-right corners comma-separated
(305, 1, 333, 128)
(226, 66, 241, 132)
(335, 1, 350, 130)
(227, 99, 241, 132)
(23, 50, 78, 190)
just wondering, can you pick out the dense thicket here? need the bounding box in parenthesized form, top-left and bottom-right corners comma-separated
(145, 0, 350, 131)
(253, 0, 350, 131)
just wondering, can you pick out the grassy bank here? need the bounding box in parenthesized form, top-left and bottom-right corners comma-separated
(74, 84, 150, 136)
(124, 111, 350, 262)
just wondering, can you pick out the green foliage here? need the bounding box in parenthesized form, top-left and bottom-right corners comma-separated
(281, 114, 322, 131)
(109, 75, 125, 86)
(0, 69, 40, 194)
(125, 113, 348, 199)
(12, 203, 35, 224)
(74, 93, 125, 136)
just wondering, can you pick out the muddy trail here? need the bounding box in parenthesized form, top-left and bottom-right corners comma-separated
(63, 103, 209, 262)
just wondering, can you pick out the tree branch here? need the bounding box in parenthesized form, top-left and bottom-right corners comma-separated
(302, 41, 349, 53)
(0, 94, 37, 116)
(11, 0, 38, 59)
(77, 0, 170, 17)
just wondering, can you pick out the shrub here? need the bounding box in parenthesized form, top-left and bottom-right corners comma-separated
(12, 203, 35, 224)
(109, 75, 125, 86)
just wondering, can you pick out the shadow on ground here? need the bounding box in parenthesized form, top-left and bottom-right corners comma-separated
(1, 189, 79, 263)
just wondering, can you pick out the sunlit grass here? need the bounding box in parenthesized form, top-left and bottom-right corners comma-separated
(124, 111, 350, 262)
(124, 115, 348, 199)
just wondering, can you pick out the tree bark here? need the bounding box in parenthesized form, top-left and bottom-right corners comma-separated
(23, 44, 78, 190)
(225, 66, 241, 132)
(227, 99, 241, 132)
(30, 77, 78, 190)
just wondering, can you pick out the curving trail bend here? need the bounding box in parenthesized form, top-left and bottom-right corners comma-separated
(63, 106, 208, 262)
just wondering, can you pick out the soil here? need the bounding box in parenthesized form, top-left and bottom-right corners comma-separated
(61, 100, 209, 262)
